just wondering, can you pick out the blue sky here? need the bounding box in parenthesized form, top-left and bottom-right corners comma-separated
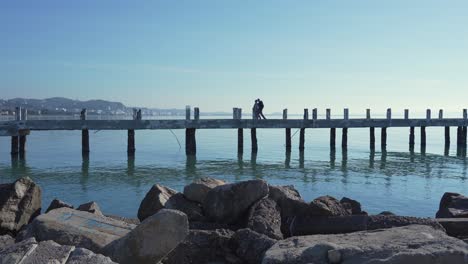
(1, 1, 468, 114)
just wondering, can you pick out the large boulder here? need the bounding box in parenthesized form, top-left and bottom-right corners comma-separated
(312, 195, 349, 216)
(138, 184, 177, 221)
(268, 185, 304, 237)
(21, 240, 74, 264)
(367, 214, 445, 231)
(0, 237, 38, 263)
(161, 229, 240, 264)
(262, 225, 468, 264)
(203, 180, 269, 224)
(45, 198, 74, 213)
(436, 192, 468, 218)
(247, 198, 283, 239)
(103, 209, 188, 264)
(184, 177, 226, 203)
(77, 201, 103, 216)
(66, 247, 116, 264)
(0, 177, 42, 235)
(268, 185, 302, 203)
(340, 197, 365, 215)
(165, 193, 205, 221)
(20, 207, 135, 252)
(231, 228, 276, 264)
(0, 234, 14, 249)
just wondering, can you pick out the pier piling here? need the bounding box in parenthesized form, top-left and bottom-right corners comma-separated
(299, 109, 307, 151)
(409, 127, 415, 149)
(342, 128, 348, 149)
(381, 127, 387, 150)
(330, 128, 336, 149)
(370, 127, 375, 150)
(19, 108, 27, 156)
(445, 126, 450, 147)
(185, 128, 196, 155)
(284, 109, 291, 152)
(235, 108, 243, 154)
(251, 128, 258, 153)
(80, 109, 90, 155)
(421, 126, 426, 149)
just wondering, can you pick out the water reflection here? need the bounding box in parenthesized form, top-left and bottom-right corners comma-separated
(127, 155, 135, 177)
(299, 151, 304, 169)
(285, 151, 291, 168)
(186, 155, 197, 176)
(369, 150, 375, 169)
(341, 149, 348, 172)
(330, 149, 336, 169)
(380, 150, 387, 170)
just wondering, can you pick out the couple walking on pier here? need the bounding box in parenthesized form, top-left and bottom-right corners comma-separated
(253, 99, 266, 119)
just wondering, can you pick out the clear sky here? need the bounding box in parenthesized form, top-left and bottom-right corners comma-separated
(1, 1, 468, 114)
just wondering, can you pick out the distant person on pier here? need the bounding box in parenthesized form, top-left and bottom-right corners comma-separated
(257, 99, 266, 119)
(253, 99, 259, 119)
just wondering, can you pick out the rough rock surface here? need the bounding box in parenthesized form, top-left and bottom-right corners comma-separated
(105, 214, 140, 225)
(165, 193, 205, 221)
(21, 240, 74, 264)
(77, 201, 103, 216)
(103, 209, 188, 264)
(21, 207, 135, 252)
(161, 229, 239, 264)
(183, 177, 226, 203)
(0, 238, 116, 264)
(45, 198, 74, 213)
(0, 235, 14, 249)
(247, 198, 283, 239)
(66, 247, 116, 264)
(340, 197, 364, 215)
(137, 184, 177, 221)
(436, 192, 468, 218)
(268, 185, 302, 203)
(262, 225, 468, 264)
(232, 228, 276, 264)
(0, 177, 42, 235)
(203, 180, 269, 224)
(367, 215, 445, 231)
(268, 185, 304, 237)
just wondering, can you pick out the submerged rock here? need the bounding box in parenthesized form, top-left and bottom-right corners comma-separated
(137, 184, 177, 221)
(203, 180, 269, 224)
(262, 225, 468, 264)
(183, 177, 226, 203)
(0, 177, 42, 235)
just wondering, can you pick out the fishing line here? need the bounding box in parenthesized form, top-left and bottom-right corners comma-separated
(169, 129, 182, 149)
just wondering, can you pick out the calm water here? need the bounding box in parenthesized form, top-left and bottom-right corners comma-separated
(1, 115, 468, 218)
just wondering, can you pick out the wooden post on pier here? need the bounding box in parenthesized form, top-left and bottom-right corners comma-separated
(127, 109, 137, 155)
(457, 126, 462, 147)
(312, 108, 317, 121)
(367, 109, 375, 150)
(342, 128, 348, 149)
(235, 108, 243, 154)
(445, 126, 450, 147)
(81, 109, 90, 155)
(409, 127, 415, 149)
(299, 109, 307, 151)
(463, 126, 468, 147)
(19, 108, 27, 156)
(284, 109, 291, 153)
(194, 107, 200, 120)
(10, 107, 21, 156)
(330, 128, 336, 149)
(326, 109, 331, 120)
(381, 127, 387, 150)
(251, 128, 258, 153)
(421, 126, 426, 149)
(185, 106, 196, 155)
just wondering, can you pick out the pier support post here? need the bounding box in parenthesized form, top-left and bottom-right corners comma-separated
(457, 126, 462, 146)
(251, 128, 258, 153)
(185, 128, 196, 155)
(80, 109, 89, 155)
(421, 126, 426, 149)
(409, 127, 415, 148)
(11, 136, 19, 155)
(370, 127, 375, 150)
(381, 127, 387, 150)
(445, 126, 450, 147)
(299, 129, 305, 151)
(330, 128, 336, 149)
(342, 128, 348, 149)
(127, 130, 135, 155)
(284, 109, 291, 152)
(463, 126, 467, 147)
(235, 108, 243, 154)
(19, 108, 27, 157)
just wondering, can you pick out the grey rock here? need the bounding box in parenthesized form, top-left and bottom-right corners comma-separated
(379, 211, 396, 216)
(262, 225, 468, 264)
(340, 197, 365, 215)
(161, 229, 239, 264)
(367, 215, 445, 231)
(268, 185, 304, 237)
(45, 199, 74, 213)
(184, 177, 226, 203)
(66, 247, 116, 264)
(232, 228, 276, 264)
(268, 185, 302, 203)
(203, 180, 269, 224)
(21, 240, 74, 264)
(437, 218, 468, 238)
(137, 184, 177, 221)
(165, 193, 205, 221)
(189, 221, 235, 231)
(105, 215, 140, 225)
(290, 215, 369, 236)
(0, 235, 14, 249)
(103, 209, 188, 264)
(23, 207, 135, 252)
(77, 201, 103, 216)
(247, 198, 282, 239)
(436, 192, 468, 218)
(0, 237, 37, 264)
(0, 177, 42, 235)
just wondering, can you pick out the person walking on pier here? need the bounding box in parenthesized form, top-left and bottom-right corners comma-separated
(257, 99, 266, 119)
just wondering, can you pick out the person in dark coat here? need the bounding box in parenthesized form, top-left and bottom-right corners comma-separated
(257, 99, 266, 119)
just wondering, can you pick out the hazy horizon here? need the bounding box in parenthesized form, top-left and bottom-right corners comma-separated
(2, 1, 468, 114)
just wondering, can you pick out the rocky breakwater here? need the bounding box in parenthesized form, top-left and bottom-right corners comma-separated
(2, 176, 468, 263)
